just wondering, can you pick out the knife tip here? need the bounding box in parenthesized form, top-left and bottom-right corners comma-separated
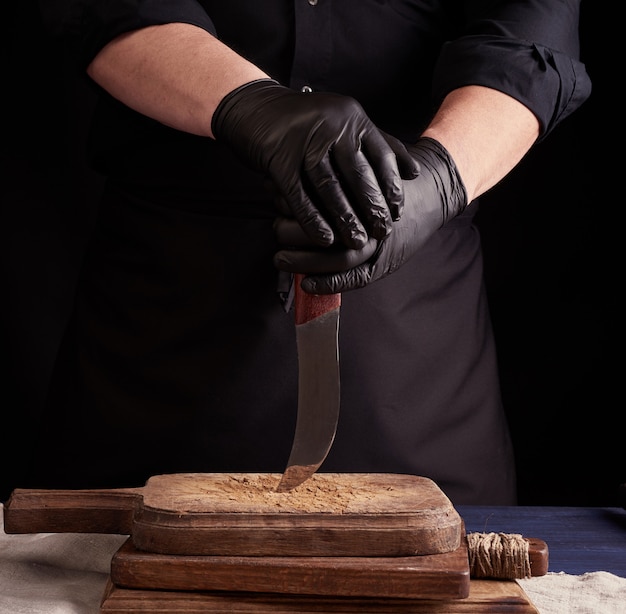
(275, 464, 319, 493)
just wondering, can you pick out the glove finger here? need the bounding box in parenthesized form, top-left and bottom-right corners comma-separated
(304, 151, 369, 249)
(361, 130, 415, 221)
(302, 265, 373, 294)
(273, 237, 378, 274)
(330, 142, 394, 240)
(278, 178, 336, 246)
(380, 131, 421, 181)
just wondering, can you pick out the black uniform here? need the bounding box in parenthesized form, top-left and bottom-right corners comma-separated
(29, 0, 591, 504)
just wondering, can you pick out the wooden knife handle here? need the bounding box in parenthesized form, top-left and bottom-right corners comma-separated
(3, 487, 142, 535)
(293, 273, 341, 326)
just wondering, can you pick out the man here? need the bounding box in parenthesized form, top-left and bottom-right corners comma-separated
(24, 0, 591, 504)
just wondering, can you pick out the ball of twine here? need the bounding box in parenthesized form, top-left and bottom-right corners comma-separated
(467, 532, 532, 579)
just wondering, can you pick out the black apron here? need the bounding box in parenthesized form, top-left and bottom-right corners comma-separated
(30, 179, 516, 505)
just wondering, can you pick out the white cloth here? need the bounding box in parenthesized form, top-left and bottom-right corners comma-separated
(1, 503, 625, 613)
(0, 504, 126, 614)
(518, 572, 626, 614)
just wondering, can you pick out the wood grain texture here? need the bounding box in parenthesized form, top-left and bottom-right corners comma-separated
(100, 579, 540, 613)
(4, 473, 462, 556)
(3, 489, 141, 534)
(110, 537, 470, 599)
(109, 534, 547, 597)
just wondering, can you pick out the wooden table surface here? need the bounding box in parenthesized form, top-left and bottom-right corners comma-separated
(458, 505, 626, 578)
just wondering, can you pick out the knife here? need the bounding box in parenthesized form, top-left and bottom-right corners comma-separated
(276, 273, 341, 492)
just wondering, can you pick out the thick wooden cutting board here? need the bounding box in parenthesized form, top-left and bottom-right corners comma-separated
(111, 537, 471, 599)
(110, 534, 547, 598)
(110, 535, 547, 597)
(4, 473, 462, 557)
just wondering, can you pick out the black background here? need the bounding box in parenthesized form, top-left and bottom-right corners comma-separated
(475, 3, 620, 506)
(2, 3, 620, 505)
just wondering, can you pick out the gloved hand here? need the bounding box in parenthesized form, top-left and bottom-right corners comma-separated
(212, 79, 419, 249)
(273, 137, 467, 293)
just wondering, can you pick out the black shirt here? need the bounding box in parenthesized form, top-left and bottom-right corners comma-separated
(42, 0, 591, 180)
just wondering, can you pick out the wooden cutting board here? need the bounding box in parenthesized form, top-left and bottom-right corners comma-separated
(110, 536, 471, 599)
(4, 473, 463, 557)
(100, 579, 541, 613)
(109, 535, 548, 597)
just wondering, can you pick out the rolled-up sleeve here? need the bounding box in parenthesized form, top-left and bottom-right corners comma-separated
(38, 0, 218, 69)
(432, 0, 592, 137)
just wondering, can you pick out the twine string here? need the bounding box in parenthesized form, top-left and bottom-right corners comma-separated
(467, 532, 532, 579)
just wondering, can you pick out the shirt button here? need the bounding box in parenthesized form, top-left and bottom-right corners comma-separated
(308, 0, 318, 5)
(301, 85, 313, 93)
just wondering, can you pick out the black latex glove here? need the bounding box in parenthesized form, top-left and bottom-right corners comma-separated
(273, 137, 467, 293)
(212, 79, 419, 249)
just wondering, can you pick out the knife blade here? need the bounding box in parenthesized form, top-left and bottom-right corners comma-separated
(276, 273, 341, 492)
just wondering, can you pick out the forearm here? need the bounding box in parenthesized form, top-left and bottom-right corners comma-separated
(86, 22, 269, 138)
(422, 85, 540, 203)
